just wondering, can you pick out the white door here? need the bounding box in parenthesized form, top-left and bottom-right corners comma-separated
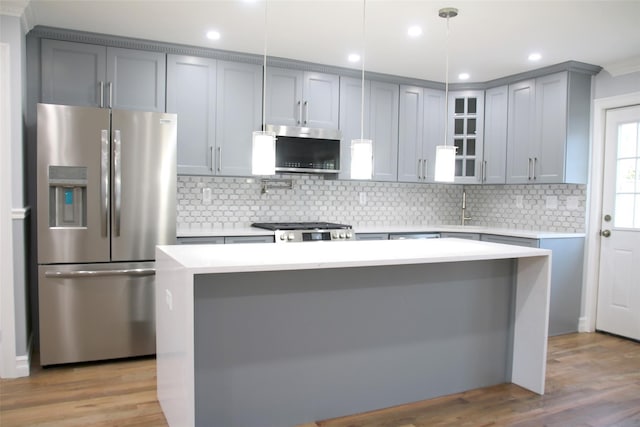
(596, 105, 640, 340)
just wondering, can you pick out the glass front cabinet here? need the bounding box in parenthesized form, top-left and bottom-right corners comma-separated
(448, 90, 485, 184)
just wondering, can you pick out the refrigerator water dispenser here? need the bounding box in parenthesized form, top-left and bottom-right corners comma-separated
(48, 165, 87, 227)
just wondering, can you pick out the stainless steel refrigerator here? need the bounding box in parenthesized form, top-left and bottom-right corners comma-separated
(36, 103, 177, 366)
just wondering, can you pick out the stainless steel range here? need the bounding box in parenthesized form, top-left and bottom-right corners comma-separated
(252, 222, 354, 243)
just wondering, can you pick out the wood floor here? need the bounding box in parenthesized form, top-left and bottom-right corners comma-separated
(1, 332, 638, 426)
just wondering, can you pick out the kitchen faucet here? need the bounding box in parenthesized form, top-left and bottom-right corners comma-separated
(461, 189, 472, 226)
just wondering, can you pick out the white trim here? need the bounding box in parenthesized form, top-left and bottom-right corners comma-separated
(578, 316, 589, 333)
(0, 41, 17, 378)
(14, 332, 32, 377)
(583, 91, 640, 333)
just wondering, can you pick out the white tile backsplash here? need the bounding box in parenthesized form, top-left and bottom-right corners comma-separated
(177, 176, 586, 233)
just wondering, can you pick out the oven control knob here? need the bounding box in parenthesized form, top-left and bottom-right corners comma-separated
(339, 232, 346, 239)
(332, 231, 338, 239)
(346, 232, 353, 239)
(287, 233, 295, 241)
(279, 233, 287, 241)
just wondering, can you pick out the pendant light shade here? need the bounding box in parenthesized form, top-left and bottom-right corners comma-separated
(252, 130, 276, 175)
(351, 138, 373, 180)
(434, 145, 456, 182)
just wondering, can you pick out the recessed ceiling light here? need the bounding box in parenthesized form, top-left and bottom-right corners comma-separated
(528, 52, 542, 61)
(206, 30, 221, 41)
(407, 25, 423, 38)
(348, 53, 361, 63)
(458, 73, 470, 80)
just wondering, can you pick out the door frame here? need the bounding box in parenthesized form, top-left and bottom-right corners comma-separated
(582, 90, 640, 332)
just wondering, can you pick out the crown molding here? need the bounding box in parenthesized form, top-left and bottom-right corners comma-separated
(0, 0, 28, 17)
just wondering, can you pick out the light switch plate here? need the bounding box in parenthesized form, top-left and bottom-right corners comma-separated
(546, 195, 558, 210)
(515, 195, 524, 209)
(202, 187, 212, 203)
(566, 196, 579, 210)
(359, 192, 367, 206)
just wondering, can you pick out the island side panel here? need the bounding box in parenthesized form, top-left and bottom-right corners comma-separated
(512, 255, 551, 394)
(193, 259, 516, 427)
(155, 249, 196, 427)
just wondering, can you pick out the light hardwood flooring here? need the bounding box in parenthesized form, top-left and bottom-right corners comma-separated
(1, 332, 638, 426)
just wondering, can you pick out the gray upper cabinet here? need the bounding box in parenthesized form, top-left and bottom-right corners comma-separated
(167, 54, 216, 175)
(215, 60, 262, 176)
(266, 67, 339, 129)
(482, 85, 508, 184)
(41, 39, 165, 112)
(506, 71, 591, 184)
(168, 55, 261, 177)
(370, 81, 399, 181)
(450, 90, 485, 184)
(398, 85, 445, 183)
(339, 77, 398, 181)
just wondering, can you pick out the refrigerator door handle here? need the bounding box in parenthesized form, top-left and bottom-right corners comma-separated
(114, 129, 122, 236)
(101, 130, 110, 237)
(44, 268, 155, 278)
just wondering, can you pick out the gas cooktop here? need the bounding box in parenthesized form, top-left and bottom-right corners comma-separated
(251, 222, 352, 231)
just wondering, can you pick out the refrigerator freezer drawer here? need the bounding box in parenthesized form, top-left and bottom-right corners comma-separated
(38, 262, 156, 366)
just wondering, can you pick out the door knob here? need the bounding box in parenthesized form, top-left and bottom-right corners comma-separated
(601, 229, 611, 238)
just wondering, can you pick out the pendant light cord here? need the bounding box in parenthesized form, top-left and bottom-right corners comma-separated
(444, 13, 450, 147)
(360, 0, 366, 141)
(262, 0, 268, 131)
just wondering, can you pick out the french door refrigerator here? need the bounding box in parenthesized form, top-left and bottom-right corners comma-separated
(36, 103, 177, 366)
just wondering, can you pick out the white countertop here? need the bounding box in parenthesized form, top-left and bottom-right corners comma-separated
(157, 238, 550, 275)
(176, 224, 584, 240)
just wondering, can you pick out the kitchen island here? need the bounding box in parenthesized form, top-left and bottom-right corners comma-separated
(155, 238, 551, 427)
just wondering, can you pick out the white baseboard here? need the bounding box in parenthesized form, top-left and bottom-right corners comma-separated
(578, 316, 592, 333)
(14, 332, 32, 377)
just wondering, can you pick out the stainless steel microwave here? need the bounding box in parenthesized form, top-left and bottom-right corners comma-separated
(265, 124, 341, 174)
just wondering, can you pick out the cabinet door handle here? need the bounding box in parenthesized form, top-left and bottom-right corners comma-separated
(107, 82, 113, 108)
(482, 160, 487, 182)
(528, 158, 533, 180)
(417, 159, 422, 179)
(423, 159, 427, 180)
(303, 100, 309, 125)
(113, 129, 122, 237)
(217, 147, 222, 173)
(209, 146, 214, 172)
(533, 157, 538, 180)
(99, 81, 105, 108)
(297, 100, 302, 125)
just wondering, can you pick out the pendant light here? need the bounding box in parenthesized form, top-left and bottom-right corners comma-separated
(350, 0, 373, 180)
(433, 7, 458, 183)
(252, 0, 276, 175)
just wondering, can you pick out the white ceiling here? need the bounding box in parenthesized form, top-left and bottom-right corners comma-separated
(12, 0, 640, 82)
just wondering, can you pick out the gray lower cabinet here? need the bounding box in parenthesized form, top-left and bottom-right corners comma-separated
(266, 67, 339, 129)
(339, 77, 399, 181)
(355, 233, 389, 241)
(481, 234, 584, 336)
(389, 233, 440, 240)
(177, 236, 224, 245)
(41, 39, 165, 111)
(224, 236, 274, 244)
(506, 71, 591, 184)
(167, 55, 261, 176)
(398, 85, 445, 183)
(440, 232, 480, 240)
(177, 235, 274, 244)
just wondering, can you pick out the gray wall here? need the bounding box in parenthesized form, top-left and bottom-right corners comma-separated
(594, 69, 640, 100)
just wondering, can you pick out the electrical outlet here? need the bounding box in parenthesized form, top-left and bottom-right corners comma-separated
(566, 196, 579, 210)
(202, 187, 212, 203)
(546, 195, 558, 210)
(515, 195, 524, 209)
(359, 192, 367, 206)
(165, 289, 173, 311)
